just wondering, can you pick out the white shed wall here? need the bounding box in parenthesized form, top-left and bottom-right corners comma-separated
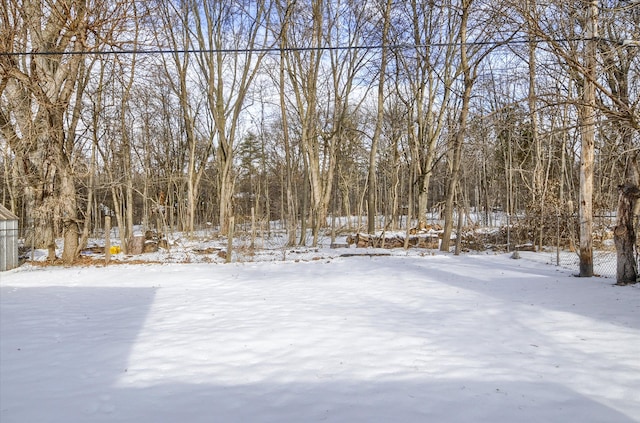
(0, 218, 19, 271)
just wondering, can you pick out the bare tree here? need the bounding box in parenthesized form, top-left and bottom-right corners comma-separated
(366, 0, 393, 234)
(441, 0, 496, 251)
(189, 0, 272, 235)
(274, 3, 299, 245)
(576, 0, 598, 276)
(394, 0, 459, 230)
(0, 0, 132, 263)
(520, 0, 640, 276)
(152, 0, 213, 237)
(277, 0, 327, 245)
(598, 3, 640, 283)
(275, 0, 372, 245)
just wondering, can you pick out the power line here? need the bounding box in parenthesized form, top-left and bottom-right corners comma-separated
(0, 37, 592, 57)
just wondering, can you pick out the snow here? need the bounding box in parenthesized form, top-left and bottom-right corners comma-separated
(1, 253, 639, 422)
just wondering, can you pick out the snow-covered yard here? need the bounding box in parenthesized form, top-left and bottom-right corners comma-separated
(1, 253, 639, 422)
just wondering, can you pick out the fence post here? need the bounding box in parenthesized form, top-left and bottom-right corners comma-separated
(30, 219, 35, 261)
(506, 213, 510, 253)
(226, 216, 234, 264)
(251, 207, 255, 249)
(556, 213, 560, 266)
(105, 215, 111, 265)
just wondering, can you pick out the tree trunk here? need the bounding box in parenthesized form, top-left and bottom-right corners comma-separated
(278, 47, 297, 246)
(440, 0, 474, 252)
(59, 155, 79, 264)
(614, 183, 640, 285)
(367, 0, 392, 234)
(218, 146, 235, 235)
(578, 0, 598, 277)
(77, 133, 96, 255)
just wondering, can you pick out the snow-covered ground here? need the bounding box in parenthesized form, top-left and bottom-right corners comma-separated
(1, 253, 639, 422)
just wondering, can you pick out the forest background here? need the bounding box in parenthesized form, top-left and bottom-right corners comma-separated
(1, 0, 639, 280)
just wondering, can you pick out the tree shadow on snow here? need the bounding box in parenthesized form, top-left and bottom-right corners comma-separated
(364, 255, 640, 331)
(0, 286, 157, 422)
(4, 376, 637, 423)
(1, 265, 638, 423)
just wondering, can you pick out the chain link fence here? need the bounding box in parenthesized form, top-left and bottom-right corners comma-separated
(237, 212, 627, 279)
(13, 209, 633, 279)
(456, 212, 623, 278)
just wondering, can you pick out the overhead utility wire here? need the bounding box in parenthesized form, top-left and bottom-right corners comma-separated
(0, 37, 600, 57)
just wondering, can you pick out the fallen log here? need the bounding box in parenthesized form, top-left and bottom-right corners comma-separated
(339, 252, 392, 257)
(349, 233, 439, 249)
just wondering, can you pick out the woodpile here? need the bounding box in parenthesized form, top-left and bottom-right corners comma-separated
(127, 230, 166, 254)
(330, 243, 349, 249)
(193, 247, 220, 254)
(409, 222, 443, 234)
(81, 245, 104, 255)
(346, 233, 439, 249)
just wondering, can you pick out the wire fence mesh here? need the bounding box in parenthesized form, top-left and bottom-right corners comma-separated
(228, 211, 627, 278)
(452, 212, 622, 279)
(13, 209, 633, 280)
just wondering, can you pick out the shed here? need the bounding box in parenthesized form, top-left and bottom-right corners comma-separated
(0, 204, 19, 271)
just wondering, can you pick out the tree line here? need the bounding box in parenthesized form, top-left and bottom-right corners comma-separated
(1, 0, 639, 280)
